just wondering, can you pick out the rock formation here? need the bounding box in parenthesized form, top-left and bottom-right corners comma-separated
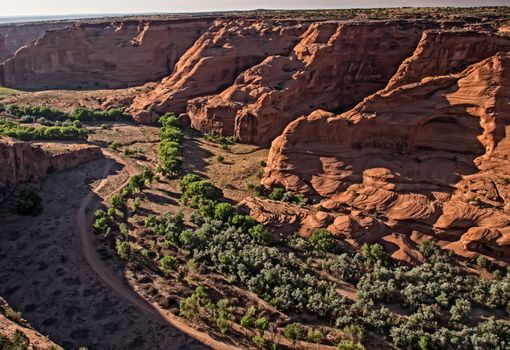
(129, 19, 307, 123)
(187, 20, 438, 145)
(386, 30, 510, 90)
(0, 19, 213, 90)
(0, 22, 73, 62)
(0, 138, 102, 199)
(263, 48, 510, 263)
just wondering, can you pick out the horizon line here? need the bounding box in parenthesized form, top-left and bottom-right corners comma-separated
(1, 5, 508, 19)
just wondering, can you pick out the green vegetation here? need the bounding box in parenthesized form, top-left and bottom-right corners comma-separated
(2, 103, 130, 123)
(15, 187, 43, 216)
(179, 286, 233, 334)
(308, 229, 335, 252)
(0, 330, 30, 350)
(159, 255, 178, 273)
(252, 185, 308, 206)
(204, 133, 237, 145)
(284, 323, 305, 347)
(0, 119, 88, 141)
(0, 87, 22, 97)
(158, 113, 184, 177)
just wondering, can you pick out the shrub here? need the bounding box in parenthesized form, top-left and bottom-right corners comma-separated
(115, 240, 131, 260)
(255, 317, 269, 332)
(216, 155, 225, 163)
(268, 187, 285, 201)
(181, 180, 223, 205)
(307, 329, 322, 345)
(160, 256, 178, 273)
(15, 187, 43, 216)
(249, 224, 272, 245)
(337, 341, 364, 350)
(252, 335, 267, 348)
(361, 243, 389, 264)
(284, 323, 305, 344)
(214, 202, 235, 222)
(309, 229, 334, 252)
(241, 314, 254, 328)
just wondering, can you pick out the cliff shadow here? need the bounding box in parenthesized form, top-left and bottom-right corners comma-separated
(0, 157, 208, 350)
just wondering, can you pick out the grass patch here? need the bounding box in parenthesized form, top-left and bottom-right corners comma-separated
(0, 87, 22, 98)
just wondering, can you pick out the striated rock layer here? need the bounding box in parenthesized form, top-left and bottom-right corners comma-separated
(386, 30, 510, 90)
(263, 49, 510, 264)
(188, 20, 439, 146)
(0, 138, 102, 199)
(0, 22, 73, 62)
(129, 19, 307, 123)
(0, 18, 214, 90)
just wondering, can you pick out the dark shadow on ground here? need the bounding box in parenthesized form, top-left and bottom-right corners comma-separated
(0, 158, 209, 350)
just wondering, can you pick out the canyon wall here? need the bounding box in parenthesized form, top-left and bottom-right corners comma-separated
(0, 22, 73, 62)
(129, 19, 308, 123)
(187, 20, 438, 145)
(0, 19, 214, 90)
(262, 44, 510, 263)
(0, 138, 102, 199)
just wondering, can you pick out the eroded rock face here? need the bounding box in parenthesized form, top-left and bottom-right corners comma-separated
(0, 19, 213, 90)
(263, 51, 510, 263)
(129, 19, 307, 123)
(0, 138, 102, 199)
(386, 30, 510, 90)
(187, 21, 439, 146)
(0, 22, 73, 62)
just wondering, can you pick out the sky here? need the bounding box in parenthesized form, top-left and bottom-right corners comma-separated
(0, 0, 508, 17)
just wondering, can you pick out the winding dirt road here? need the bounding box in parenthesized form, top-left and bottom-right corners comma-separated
(75, 150, 239, 350)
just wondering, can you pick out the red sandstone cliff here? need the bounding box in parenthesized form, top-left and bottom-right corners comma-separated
(0, 138, 102, 199)
(187, 20, 438, 145)
(0, 22, 73, 62)
(386, 30, 510, 90)
(129, 20, 307, 123)
(262, 51, 510, 263)
(0, 19, 213, 90)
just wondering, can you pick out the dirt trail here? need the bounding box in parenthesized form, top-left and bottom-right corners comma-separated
(75, 150, 240, 350)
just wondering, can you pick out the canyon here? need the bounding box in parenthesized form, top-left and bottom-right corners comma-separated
(1, 8, 510, 350)
(1, 12, 510, 264)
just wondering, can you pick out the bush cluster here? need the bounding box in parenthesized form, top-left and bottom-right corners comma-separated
(158, 113, 184, 177)
(3, 103, 130, 123)
(0, 119, 88, 141)
(249, 185, 309, 206)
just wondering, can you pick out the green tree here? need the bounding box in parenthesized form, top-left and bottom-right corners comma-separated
(309, 229, 334, 252)
(255, 316, 269, 335)
(361, 243, 389, 264)
(160, 256, 178, 273)
(307, 328, 322, 349)
(284, 323, 305, 349)
(115, 240, 131, 260)
(249, 225, 272, 245)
